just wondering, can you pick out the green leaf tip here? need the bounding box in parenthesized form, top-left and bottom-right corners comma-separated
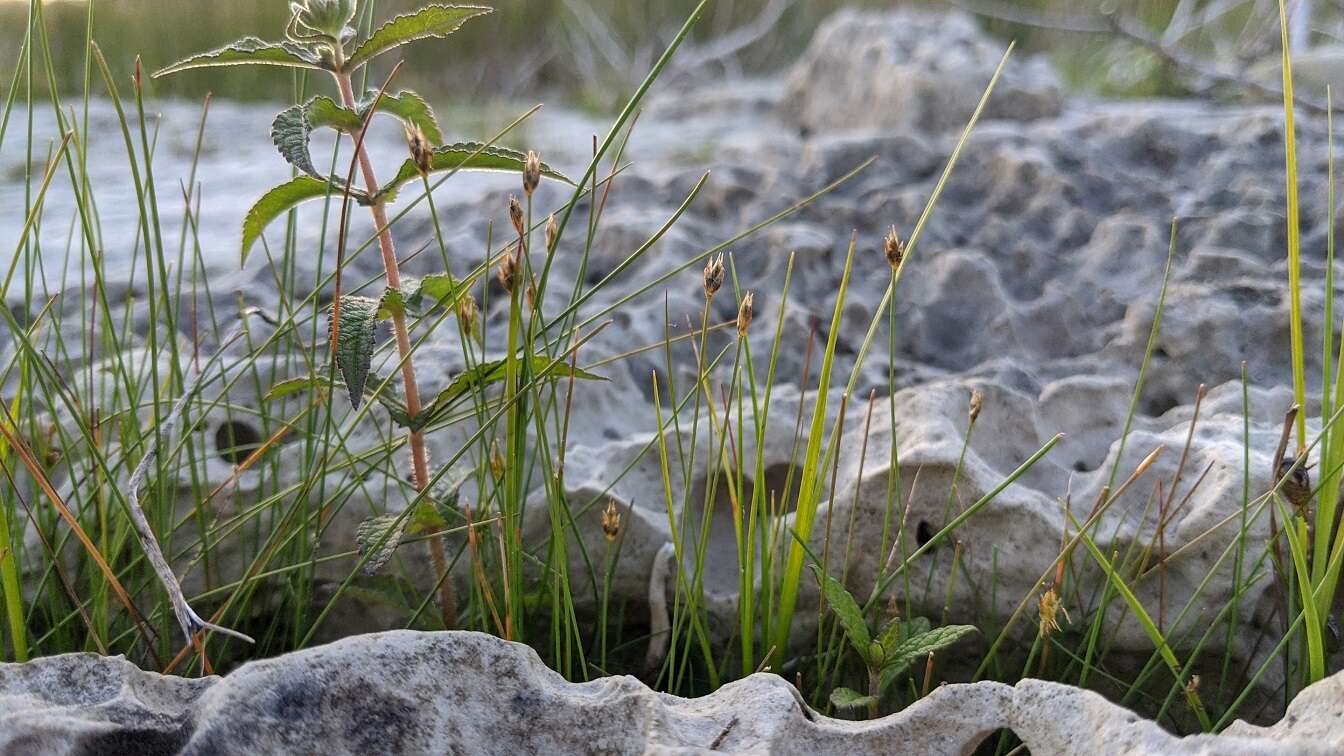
(828, 687, 878, 711)
(328, 295, 382, 408)
(153, 36, 327, 77)
(376, 142, 572, 204)
(241, 176, 370, 263)
(811, 565, 871, 659)
(345, 5, 493, 71)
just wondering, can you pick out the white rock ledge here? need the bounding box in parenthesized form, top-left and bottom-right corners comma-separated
(0, 631, 1339, 755)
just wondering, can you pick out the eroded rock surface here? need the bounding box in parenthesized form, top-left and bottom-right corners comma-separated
(0, 631, 1340, 755)
(3, 3, 1341, 730)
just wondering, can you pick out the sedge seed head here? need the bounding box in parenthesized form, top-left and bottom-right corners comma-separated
(497, 245, 520, 294)
(969, 389, 984, 424)
(703, 253, 725, 299)
(508, 195, 525, 237)
(884, 226, 904, 270)
(523, 150, 541, 196)
(545, 213, 559, 250)
(457, 293, 479, 331)
(404, 123, 432, 177)
(489, 440, 505, 481)
(1038, 587, 1069, 638)
(601, 498, 622, 542)
(736, 291, 755, 338)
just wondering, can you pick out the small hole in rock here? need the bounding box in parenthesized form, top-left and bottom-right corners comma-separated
(973, 728, 1025, 755)
(916, 521, 935, 547)
(215, 420, 262, 466)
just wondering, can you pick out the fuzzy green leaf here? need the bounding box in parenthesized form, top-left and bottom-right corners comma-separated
(359, 90, 443, 144)
(878, 624, 977, 693)
(375, 142, 573, 204)
(241, 176, 369, 263)
(828, 687, 878, 711)
(153, 36, 326, 77)
(378, 273, 463, 320)
(344, 5, 492, 71)
(354, 514, 409, 575)
(264, 375, 332, 401)
(415, 355, 604, 429)
(304, 90, 443, 143)
(878, 616, 931, 657)
(328, 296, 381, 408)
(430, 463, 472, 510)
(270, 104, 325, 179)
(811, 565, 871, 661)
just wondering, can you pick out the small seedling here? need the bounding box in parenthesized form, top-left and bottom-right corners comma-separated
(813, 565, 975, 719)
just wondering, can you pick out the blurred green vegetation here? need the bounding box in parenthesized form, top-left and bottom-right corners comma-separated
(1, 0, 890, 108)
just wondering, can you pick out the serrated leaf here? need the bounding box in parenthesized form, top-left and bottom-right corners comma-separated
(877, 624, 977, 693)
(304, 90, 443, 144)
(359, 90, 443, 144)
(264, 375, 332, 401)
(153, 36, 326, 77)
(811, 565, 871, 661)
(430, 463, 472, 510)
(828, 687, 878, 711)
(306, 95, 365, 132)
(328, 296, 381, 408)
(411, 499, 449, 534)
(375, 142, 573, 204)
(377, 273, 463, 320)
(344, 4, 492, 71)
(270, 104, 325, 179)
(241, 176, 370, 263)
(877, 617, 903, 654)
(416, 355, 605, 429)
(355, 514, 409, 575)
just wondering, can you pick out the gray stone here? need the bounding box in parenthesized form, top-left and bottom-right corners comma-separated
(0, 631, 1339, 755)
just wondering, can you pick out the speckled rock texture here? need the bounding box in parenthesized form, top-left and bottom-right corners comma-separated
(0, 631, 1340, 755)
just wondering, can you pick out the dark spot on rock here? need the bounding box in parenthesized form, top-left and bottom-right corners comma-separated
(916, 521, 935, 547)
(215, 419, 262, 466)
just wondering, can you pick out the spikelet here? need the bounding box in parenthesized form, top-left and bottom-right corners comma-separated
(403, 123, 433, 178)
(523, 150, 541, 197)
(884, 226, 904, 270)
(702, 253, 724, 299)
(736, 292, 755, 338)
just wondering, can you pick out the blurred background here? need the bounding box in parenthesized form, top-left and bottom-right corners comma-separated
(5, 0, 1344, 111)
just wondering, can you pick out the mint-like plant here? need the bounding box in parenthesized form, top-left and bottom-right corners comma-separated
(153, 1, 572, 641)
(813, 566, 976, 719)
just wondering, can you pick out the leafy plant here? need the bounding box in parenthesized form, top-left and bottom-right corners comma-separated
(813, 565, 975, 719)
(152, 0, 572, 640)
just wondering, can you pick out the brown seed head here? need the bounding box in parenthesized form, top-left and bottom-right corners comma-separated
(702, 253, 725, 299)
(526, 282, 537, 312)
(497, 244, 520, 294)
(457, 293, 479, 332)
(404, 123, 432, 177)
(523, 150, 541, 196)
(1277, 457, 1313, 515)
(545, 213, 559, 250)
(1186, 674, 1200, 695)
(1038, 586, 1069, 638)
(736, 291, 755, 338)
(969, 389, 984, 425)
(884, 226, 904, 270)
(508, 195, 525, 237)
(490, 440, 505, 481)
(601, 498, 622, 542)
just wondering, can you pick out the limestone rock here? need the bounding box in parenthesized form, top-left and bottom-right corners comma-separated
(0, 631, 1340, 755)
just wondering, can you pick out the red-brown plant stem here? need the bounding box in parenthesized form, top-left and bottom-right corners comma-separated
(332, 55, 455, 629)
